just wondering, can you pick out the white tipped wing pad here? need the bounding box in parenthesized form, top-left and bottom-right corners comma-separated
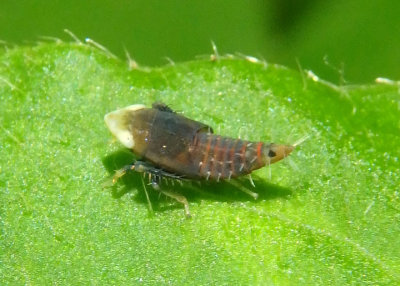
(104, 104, 146, 149)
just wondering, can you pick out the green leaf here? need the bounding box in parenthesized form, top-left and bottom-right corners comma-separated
(1, 42, 399, 284)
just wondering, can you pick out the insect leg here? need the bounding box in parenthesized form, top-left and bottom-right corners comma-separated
(248, 174, 256, 187)
(150, 177, 191, 218)
(226, 179, 259, 200)
(161, 190, 191, 218)
(140, 176, 154, 215)
(113, 160, 182, 182)
(113, 160, 189, 217)
(134, 161, 184, 180)
(112, 164, 135, 183)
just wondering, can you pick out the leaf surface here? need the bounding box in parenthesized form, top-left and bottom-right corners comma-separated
(1, 43, 399, 284)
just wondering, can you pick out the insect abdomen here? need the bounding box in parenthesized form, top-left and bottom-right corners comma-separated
(190, 133, 266, 180)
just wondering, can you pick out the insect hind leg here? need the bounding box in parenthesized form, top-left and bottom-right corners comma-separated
(226, 179, 259, 200)
(150, 176, 191, 218)
(161, 190, 191, 218)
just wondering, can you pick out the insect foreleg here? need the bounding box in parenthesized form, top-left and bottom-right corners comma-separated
(112, 159, 180, 184)
(112, 164, 135, 183)
(134, 161, 184, 180)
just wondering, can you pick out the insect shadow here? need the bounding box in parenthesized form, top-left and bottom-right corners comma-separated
(102, 149, 293, 214)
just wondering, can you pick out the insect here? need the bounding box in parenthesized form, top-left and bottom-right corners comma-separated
(105, 102, 295, 217)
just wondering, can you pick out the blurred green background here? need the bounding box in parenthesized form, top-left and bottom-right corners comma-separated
(1, 0, 399, 84)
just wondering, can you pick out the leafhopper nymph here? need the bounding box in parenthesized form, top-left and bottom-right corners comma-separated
(105, 102, 295, 217)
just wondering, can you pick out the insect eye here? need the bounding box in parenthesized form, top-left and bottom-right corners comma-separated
(268, 150, 276, 157)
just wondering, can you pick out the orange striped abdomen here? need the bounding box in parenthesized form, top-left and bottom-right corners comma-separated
(190, 133, 267, 181)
